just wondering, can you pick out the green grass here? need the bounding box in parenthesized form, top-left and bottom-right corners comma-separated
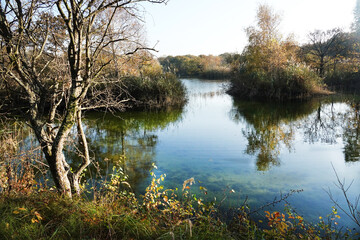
(0, 193, 154, 240)
(123, 73, 187, 109)
(0, 192, 232, 240)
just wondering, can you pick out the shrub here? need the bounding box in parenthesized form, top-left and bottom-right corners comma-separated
(123, 73, 186, 108)
(228, 4, 326, 100)
(229, 62, 323, 100)
(325, 71, 360, 93)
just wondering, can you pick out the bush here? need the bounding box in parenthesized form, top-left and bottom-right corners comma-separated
(229, 62, 324, 100)
(325, 71, 360, 93)
(123, 73, 186, 108)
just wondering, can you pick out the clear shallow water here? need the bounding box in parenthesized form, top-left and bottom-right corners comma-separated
(80, 79, 360, 230)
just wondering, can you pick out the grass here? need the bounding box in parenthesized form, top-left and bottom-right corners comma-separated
(0, 192, 231, 239)
(0, 167, 358, 240)
(123, 73, 187, 109)
(229, 63, 329, 101)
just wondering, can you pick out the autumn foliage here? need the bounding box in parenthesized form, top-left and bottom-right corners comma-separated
(229, 4, 324, 100)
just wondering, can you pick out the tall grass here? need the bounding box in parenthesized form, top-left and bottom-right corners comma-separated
(229, 62, 327, 100)
(123, 73, 186, 108)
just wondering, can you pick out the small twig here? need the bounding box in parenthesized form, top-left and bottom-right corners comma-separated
(249, 189, 303, 215)
(325, 163, 360, 228)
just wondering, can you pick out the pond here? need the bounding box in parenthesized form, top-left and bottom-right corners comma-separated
(10, 78, 360, 230)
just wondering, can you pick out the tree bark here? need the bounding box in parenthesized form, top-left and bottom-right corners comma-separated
(71, 109, 91, 196)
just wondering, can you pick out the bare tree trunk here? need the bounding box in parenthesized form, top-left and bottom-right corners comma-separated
(71, 109, 91, 196)
(48, 149, 72, 198)
(48, 92, 81, 197)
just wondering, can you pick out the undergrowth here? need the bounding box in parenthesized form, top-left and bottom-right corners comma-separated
(0, 162, 358, 239)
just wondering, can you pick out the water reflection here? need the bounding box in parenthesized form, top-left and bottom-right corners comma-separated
(301, 102, 343, 144)
(67, 109, 183, 191)
(343, 102, 360, 162)
(300, 98, 360, 163)
(230, 98, 360, 170)
(230, 99, 343, 170)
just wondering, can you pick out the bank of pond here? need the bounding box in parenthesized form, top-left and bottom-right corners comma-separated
(0, 79, 360, 239)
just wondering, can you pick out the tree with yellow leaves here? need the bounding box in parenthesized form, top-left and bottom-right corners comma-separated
(230, 4, 322, 100)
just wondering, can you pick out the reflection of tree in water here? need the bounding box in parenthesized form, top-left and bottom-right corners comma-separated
(231, 100, 319, 171)
(244, 124, 293, 171)
(300, 97, 360, 163)
(66, 109, 183, 191)
(343, 102, 360, 162)
(301, 102, 343, 144)
(232, 97, 360, 168)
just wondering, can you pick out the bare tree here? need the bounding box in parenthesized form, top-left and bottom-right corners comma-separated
(306, 28, 345, 77)
(0, 0, 166, 198)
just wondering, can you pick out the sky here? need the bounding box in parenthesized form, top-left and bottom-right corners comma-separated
(142, 0, 357, 57)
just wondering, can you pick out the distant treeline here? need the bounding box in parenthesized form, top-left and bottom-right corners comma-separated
(159, 55, 231, 79)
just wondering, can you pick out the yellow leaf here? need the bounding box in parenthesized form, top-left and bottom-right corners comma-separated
(34, 211, 43, 221)
(31, 218, 38, 223)
(13, 211, 19, 214)
(18, 207, 27, 211)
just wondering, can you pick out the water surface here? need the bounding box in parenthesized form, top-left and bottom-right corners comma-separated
(77, 79, 360, 229)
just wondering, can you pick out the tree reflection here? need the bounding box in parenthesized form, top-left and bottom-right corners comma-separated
(301, 102, 342, 144)
(66, 109, 183, 191)
(231, 96, 360, 168)
(230, 100, 319, 171)
(299, 97, 360, 163)
(343, 102, 360, 162)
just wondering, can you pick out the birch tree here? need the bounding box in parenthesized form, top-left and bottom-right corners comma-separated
(0, 0, 166, 198)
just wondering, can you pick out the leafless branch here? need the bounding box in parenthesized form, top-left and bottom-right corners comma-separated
(326, 163, 360, 228)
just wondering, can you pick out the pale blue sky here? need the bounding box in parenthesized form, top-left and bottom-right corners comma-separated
(143, 0, 356, 56)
